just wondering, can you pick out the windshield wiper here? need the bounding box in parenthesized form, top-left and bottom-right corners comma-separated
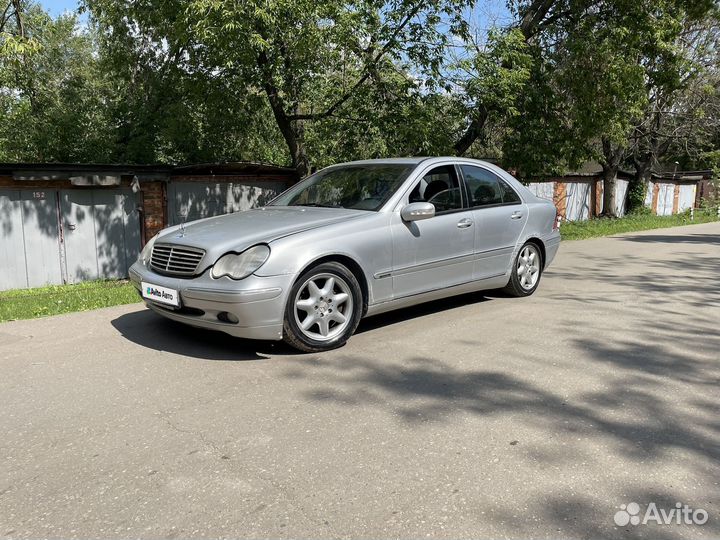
(294, 203, 339, 208)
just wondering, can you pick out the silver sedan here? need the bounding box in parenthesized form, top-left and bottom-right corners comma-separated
(129, 157, 561, 352)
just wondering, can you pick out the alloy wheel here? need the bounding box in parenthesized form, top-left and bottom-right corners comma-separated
(293, 273, 354, 341)
(517, 245, 540, 290)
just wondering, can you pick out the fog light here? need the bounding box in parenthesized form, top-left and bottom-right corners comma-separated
(217, 311, 239, 324)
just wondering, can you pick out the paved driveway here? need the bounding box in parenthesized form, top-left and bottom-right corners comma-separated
(1, 222, 719, 539)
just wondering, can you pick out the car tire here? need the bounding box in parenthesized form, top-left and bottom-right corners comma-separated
(504, 242, 543, 297)
(283, 262, 364, 352)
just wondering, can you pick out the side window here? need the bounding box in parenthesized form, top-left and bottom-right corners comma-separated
(461, 165, 503, 207)
(407, 165, 463, 213)
(498, 178, 521, 204)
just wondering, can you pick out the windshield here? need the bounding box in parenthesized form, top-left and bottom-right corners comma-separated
(269, 164, 414, 211)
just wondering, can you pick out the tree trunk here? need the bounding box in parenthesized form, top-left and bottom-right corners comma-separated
(263, 88, 310, 178)
(601, 164, 618, 217)
(600, 137, 626, 218)
(257, 49, 310, 178)
(454, 107, 488, 156)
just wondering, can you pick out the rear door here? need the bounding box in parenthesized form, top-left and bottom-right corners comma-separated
(459, 165, 527, 279)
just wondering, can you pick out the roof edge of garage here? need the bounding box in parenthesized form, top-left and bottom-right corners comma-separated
(0, 160, 299, 180)
(171, 161, 299, 177)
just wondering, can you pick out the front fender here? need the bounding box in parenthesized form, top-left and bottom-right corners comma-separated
(255, 213, 393, 305)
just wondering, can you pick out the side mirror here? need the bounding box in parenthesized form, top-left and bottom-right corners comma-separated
(401, 202, 435, 222)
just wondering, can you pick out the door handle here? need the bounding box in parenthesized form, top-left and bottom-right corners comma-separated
(457, 218, 473, 229)
(67, 223, 77, 231)
(511, 212, 523, 220)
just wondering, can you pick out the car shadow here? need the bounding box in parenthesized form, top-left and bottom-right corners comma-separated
(112, 290, 500, 359)
(356, 290, 496, 334)
(110, 309, 297, 361)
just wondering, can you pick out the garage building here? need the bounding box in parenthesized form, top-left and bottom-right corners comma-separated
(0, 162, 297, 291)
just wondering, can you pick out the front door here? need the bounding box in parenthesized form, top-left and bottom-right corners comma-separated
(390, 164, 475, 299)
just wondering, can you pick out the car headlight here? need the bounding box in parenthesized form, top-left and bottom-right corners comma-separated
(211, 245, 270, 280)
(139, 234, 158, 265)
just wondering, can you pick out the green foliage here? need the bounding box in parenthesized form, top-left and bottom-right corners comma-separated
(0, 0, 717, 181)
(463, 29, 533, 118)
(626, 179, 648, 212)
(0, 7, 115, 162)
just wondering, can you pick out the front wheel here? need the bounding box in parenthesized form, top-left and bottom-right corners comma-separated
(283, 262, 363, 352)
(504, 242, 543, 297)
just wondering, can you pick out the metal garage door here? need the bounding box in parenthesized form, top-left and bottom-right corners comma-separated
(60, 189, 141, 283)
(0, 189, 64, 290)
(657, 184, 674, 216)
(0, 188, 141, 291)
(167, 180, 287, 225)
(565, 182, 592, 221)
(677, 184, 696, 213)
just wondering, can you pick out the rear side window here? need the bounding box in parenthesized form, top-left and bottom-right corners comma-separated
(461, 165, 521, 207)
(498, 179, 521, 204)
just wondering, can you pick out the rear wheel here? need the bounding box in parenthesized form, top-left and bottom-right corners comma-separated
(283, 262, 363, 352)
(504, 242, 543, 297)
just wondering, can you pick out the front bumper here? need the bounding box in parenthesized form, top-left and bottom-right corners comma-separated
(129, 262, 295, 341)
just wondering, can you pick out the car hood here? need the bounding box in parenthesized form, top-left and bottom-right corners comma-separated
(155, 206, 368, 267)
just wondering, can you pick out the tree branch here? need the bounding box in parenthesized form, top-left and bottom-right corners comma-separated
(287, 1, 425, 121)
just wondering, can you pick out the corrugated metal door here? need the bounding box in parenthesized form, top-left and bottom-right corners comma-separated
(0, 189, 64, 290)
(94, 190, 141, 278)
(657, 184, 674, 216)
(565, 182, 591, 221)
(615, 179, 629, 217)
(167, 181, 287, 225)
(0, 190, 28, 290)
(60, 189, 141, 283)
(677, 185, 696, 213)
(61, 190, 99, 282)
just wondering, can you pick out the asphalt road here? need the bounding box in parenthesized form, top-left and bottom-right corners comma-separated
(1, 222, 719, 540)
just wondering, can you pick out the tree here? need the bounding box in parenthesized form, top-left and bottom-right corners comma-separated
(85, 0, 474, 176)
(452, 0, 565, 156)
(0, 6, 115, 162)
(628, 13, 720, 208)
(488, 0, 717, 216)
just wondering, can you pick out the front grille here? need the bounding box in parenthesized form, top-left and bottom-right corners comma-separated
(150, 243, 205, 276)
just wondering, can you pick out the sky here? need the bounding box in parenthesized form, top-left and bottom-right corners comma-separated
(39, 0, 80, 16)
(39, 0, 511, 27)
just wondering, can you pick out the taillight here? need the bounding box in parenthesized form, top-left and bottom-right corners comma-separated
(553, 211, 561, 231)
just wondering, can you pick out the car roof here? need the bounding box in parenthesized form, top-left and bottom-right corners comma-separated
(329, 157, 496, 167)
(332, 157, 430, 166)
